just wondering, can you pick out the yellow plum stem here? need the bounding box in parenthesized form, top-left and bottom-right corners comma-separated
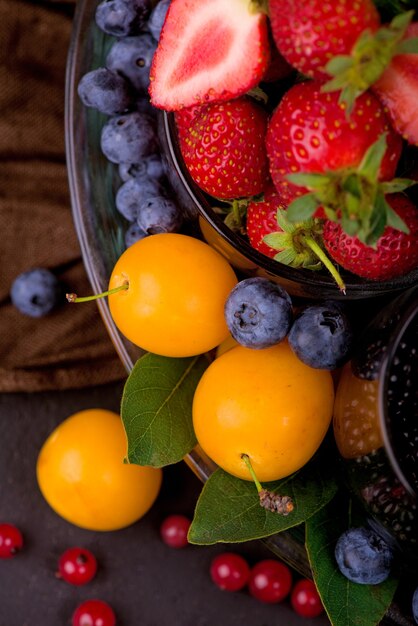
(241, 453, 263, 493)
(66, 282, 129, 303)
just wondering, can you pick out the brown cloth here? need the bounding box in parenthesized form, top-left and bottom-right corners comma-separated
(0, 0, 126, 392)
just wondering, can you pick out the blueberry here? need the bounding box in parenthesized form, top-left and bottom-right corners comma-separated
(119, 154, 165, 182)
(106, 34, 157, 94)
(95, 0, 151, 37)
(412, 587, 418, 624)
(100, 112, 158, 164)
(288, 304, 353, 369)
(334, 527, 393, 585)
(77, 68, 133, 116)
(224, 277, 293, 349)
(136, 196, 183, 234)
(115, 177, 165, 221)
(10, 268, 61, 318)
(124, 223, 147, 248)
(148, 0, 171, 41)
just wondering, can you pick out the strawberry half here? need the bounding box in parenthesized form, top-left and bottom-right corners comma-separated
(149, 0, 270, 111)
(372, 21, 418, 146)
(179, 97, 270, 199)
(323, 194, 418, 280)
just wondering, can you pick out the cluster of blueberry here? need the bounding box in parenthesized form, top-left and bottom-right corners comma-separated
(77, 0, 183, 249)
(224, 277, 353, 370)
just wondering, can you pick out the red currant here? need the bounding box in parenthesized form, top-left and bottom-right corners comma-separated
(291, 578, 324, 618)
(248, 559, 292, 604)
(72, 599, 116, 626)
(160, 514, 191, 548)
(0, 524, 23, 558)
(57, 547, 98, 585)
(210, 552, 250, 592)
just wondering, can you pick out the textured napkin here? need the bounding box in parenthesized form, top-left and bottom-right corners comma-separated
(0, 0, 126, 392)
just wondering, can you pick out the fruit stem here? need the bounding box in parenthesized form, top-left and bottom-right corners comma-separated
(303, 236, 346, 294)
(241, 453, 263, 493)
(66, 282, 129, 303)
(241, 454, 294, 516)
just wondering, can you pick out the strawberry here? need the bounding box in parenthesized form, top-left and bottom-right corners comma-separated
(266, 81, 406, 244)
(247, 183, 287, 257)
(174, 104, 207, 141)
(268, 0, 380, 81)
(372, 21, 418, 146)
(247, 183, 346, 290)
(179, 97, 270, 199)
(323, 194, 418, 280)
(149, 0, 270, 111)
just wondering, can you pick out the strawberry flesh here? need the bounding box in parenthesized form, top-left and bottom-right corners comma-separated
(149, 0, 270, 110)
(372, 22, 418, 146)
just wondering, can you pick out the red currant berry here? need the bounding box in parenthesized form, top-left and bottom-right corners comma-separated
(210, 552, 250, 592)
(160, 514, 191, 548)
(57, 547, 98, 585)
(72, 599, 116, 626)
(291, 578, 324, 618)
(0, 524, 23, 559)
(248, 559, 292, 604)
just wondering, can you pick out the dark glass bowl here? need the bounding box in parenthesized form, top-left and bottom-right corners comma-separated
(333, 285, 418, 560)
(159, 112, 418, 301)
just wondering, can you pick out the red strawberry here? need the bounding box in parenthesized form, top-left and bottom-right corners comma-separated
(149, 0, 270, 111)
(247, 183, 287, 257)
(372, 22, 418, 146)
(246, 183, 346, 290)
(266, 81, 404, 244)
(323, 194, 418, 280)
(179, 97, 270, 200)
(174, 104, 207, 141)
(268, 0, 380, 80)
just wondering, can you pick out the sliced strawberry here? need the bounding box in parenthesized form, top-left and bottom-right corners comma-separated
(149, 0, 270, 111)
(179, 97, 270, 199)
(372, 22, 418, 146)
(269, 0, 380, 80)
(323, 194, 418, 280)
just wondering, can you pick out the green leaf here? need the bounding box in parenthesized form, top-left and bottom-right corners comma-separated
(188, 455, 338, 545)
(324, 55, 355, 77)
(358, 134, 387, 181)
(263, 232, 289, 250)
(396, 36, 418, 54)
(380, 178, 416, 194)
(305, 496, 398, 626)
(286, 172, 330, 189)
(121, 352, 208, 467)
(286, 193, 319, 222)
(385, 203, 410, 234)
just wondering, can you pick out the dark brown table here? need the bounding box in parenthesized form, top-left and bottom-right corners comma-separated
(0, 382, 332, 626)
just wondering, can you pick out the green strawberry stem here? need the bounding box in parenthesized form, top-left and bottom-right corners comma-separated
(286, 134, 414, 246)
(322, 11, 418, 112)
(66, 283, 129, 303)
(303, 236, 346, 294)
(241, 454, 294, 515)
